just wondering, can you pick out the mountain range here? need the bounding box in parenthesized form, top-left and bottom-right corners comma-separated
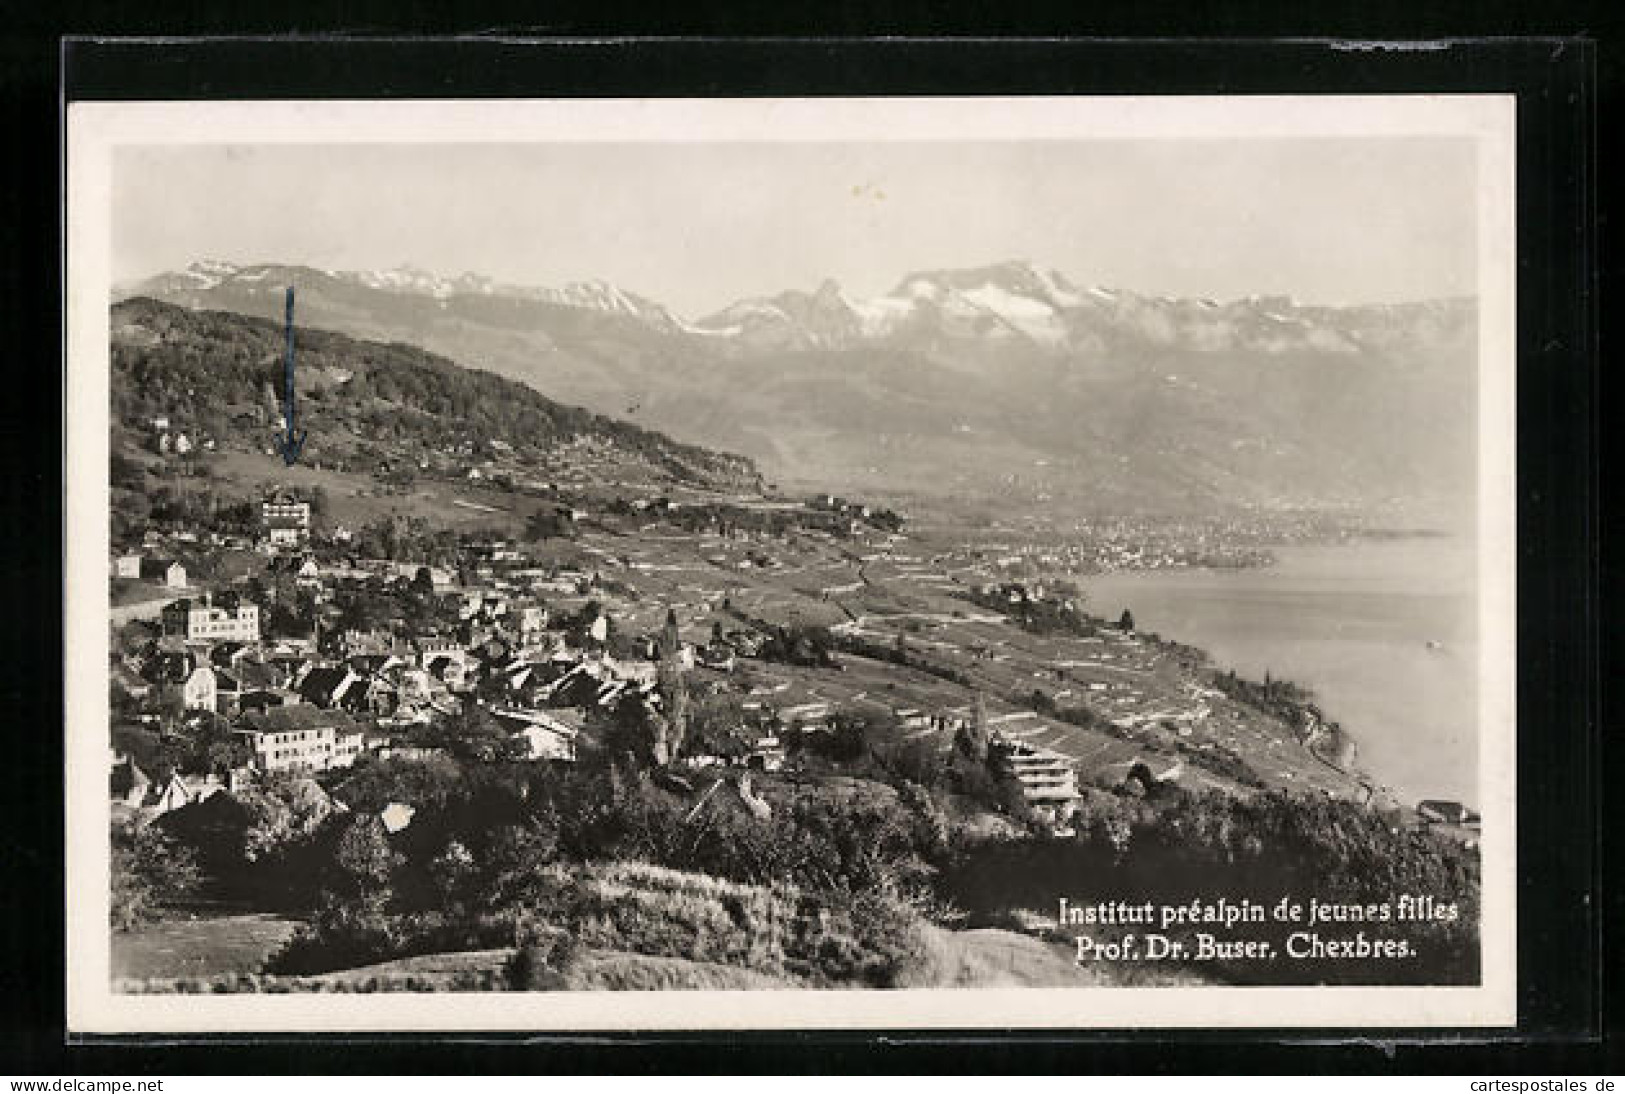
(122, 259, 1479, 517)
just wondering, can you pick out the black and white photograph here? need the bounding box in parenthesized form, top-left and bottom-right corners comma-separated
(64, 95, 1517, 1032)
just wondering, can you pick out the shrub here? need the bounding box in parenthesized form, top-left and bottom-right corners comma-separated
(504, 923, 578, 991)
(790, 884, 948, 988)
(506, 861, 945, 989)
(264, 899, 522, 977)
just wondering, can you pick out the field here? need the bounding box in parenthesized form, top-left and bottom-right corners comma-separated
(111, 912, 302, 982)
(207, 450, 542, 535)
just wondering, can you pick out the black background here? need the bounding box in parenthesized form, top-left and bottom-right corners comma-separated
(0, 22, 1611, 1075)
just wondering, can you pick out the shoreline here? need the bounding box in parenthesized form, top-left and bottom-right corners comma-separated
(1083, 535, 1478, 814)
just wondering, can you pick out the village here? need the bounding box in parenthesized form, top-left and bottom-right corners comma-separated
(109, 468, 1426, 842)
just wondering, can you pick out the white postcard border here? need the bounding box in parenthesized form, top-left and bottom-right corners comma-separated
(65, 94, 1517, 1033)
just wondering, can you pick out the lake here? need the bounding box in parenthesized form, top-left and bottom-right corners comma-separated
(1084, 535, 1479, 807)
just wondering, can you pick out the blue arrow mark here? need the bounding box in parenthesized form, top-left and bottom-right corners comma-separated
(275, 286, 307, 466)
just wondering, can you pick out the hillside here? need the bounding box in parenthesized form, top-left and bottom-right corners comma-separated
(110, 297, 757, 490)
(124, 261, 1478, 518)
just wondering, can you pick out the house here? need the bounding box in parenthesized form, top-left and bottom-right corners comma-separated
(490, 707, 582, 762)
(781, 701, 832, 729)
(271, 553, 323, 589)
(181, 665, 218, 711)
(728, 632, 765, 658)
(516, 605, 548, 640)
(298, 664, 369, 711)
(139, 558, 188, 589)
(238, 686, 292, 714)
(141, 648, 194, 689)
(746, 735, 786, 773)
(332, 725, 368, 768)
(112, 664, 153, 702)
(424, 653, 468, 691)
(234, 659, 287, 692)
(149, 771, 226, 814)
(112, 554, 142, 580)
(359, 675, 400, 717)
(416, 636, 465, 668)
(1417, 800, 1481, 828)
(605, 657, 658, 687)
(209, 642, 253, 670)
(458, 619, 497, 649)
(393, 667, 438, 704)
(109, 755, 151, 808)
(213, 668, 241, 716)
(696, 643, 736, 672)
(1095, 757, 1185, 797)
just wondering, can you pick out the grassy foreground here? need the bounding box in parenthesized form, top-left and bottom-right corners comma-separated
(116, 861, 1162, 992)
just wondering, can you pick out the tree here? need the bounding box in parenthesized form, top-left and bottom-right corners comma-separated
(955, 693, 992, 763)
(659, 609, 681, 661)
(200, 723, 253, 776)
(427, 839, 477, 906)
(334, 814, 402, 901)
(1118, 609, 1136, 633)
(651, 658, 689, 766)
(440, 703, 531, 764)
(411, 566, 435, 596)
(110, 818, 202, 931)
(331, 753, 465, 813)
(110, 452, 147, 491)
(525, 507, 572, 541)
(239, 776, 336, 864)
(260, 379, 282, 425)
(484, 814, 562, 908)
(685, 693, 755, 761)
(884, 737, 945, 788)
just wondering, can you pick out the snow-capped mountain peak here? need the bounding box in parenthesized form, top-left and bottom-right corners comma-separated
(128, 257, 1472, 364)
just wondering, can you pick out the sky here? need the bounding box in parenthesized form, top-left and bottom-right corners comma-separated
(113, 138, 1477, 317)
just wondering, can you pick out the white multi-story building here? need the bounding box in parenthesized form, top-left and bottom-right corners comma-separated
(991, 735, 1081, 815)
(262, 499, 312, 548)
(162, 596, 260, 642)
(237, 705, 367, 774)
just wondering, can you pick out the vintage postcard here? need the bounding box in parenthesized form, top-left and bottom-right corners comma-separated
(65, 95, 1516, 1032)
